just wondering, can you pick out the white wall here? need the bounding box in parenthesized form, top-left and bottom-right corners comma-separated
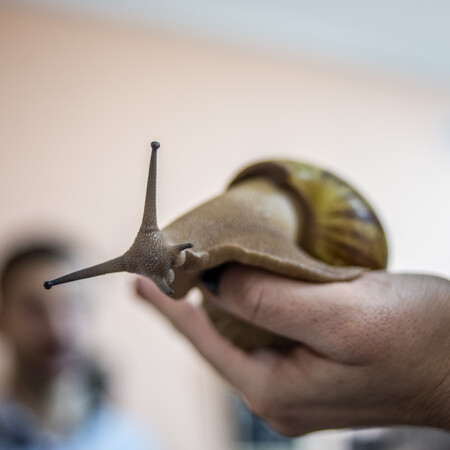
(0, 6, 449, 449)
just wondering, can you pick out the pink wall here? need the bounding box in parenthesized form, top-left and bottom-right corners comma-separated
(0, 6, 449, 449)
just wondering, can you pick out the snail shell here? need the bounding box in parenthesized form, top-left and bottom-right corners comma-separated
(231, 160, 387, 269)
(45, 144, 388, 351)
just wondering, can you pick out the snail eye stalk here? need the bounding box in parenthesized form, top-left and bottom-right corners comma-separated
(44, 141, 193, 296)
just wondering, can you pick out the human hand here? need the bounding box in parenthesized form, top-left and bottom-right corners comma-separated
(135, 265, 450, 436)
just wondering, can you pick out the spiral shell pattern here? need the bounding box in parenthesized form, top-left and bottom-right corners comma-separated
(229, 160, 388, 270)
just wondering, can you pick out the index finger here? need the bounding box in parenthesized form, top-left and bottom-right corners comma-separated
(135, 276, 273, 394)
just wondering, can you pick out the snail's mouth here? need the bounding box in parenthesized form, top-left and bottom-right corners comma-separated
(155, 278, 175, 297)
(139, 265, 176, 297)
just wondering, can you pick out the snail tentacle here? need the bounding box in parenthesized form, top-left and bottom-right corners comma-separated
(43, 255, 126, 289)
(140, 141, 161, 231)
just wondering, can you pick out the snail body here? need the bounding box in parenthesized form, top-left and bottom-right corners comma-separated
(45, 143, 388, 350)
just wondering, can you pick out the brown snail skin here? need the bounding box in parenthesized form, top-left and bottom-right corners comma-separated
(44, 142, 388, 351)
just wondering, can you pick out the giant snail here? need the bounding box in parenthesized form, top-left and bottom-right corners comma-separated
(44, 142, 388, 351)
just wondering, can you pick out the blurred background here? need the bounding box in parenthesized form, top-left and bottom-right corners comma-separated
(0, 1, 449, 449)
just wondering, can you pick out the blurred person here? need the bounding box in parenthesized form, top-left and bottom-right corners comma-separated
(0, 240, 160, 449)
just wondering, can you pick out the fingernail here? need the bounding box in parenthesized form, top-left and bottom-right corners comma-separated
(134, 277, 145, 297)
(134, 279, 141, 295)
(200, 264, 227, 294)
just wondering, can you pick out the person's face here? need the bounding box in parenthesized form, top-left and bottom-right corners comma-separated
(1, 258, 86, 378)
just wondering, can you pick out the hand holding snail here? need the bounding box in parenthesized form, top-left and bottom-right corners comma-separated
(136, 265, 450, 435)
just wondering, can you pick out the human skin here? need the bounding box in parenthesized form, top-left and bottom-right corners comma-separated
(135, 264, 450, 436)
(0, 258, 88, 422)
(1, 260, 85, 380)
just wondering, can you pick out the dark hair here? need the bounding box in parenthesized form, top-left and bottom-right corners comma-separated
(0, 241, 73, 299)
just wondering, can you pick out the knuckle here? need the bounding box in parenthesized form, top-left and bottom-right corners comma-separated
(247, 390, 290, 423)
(250, 400, 272, 420)
(247, 392, 276, 420)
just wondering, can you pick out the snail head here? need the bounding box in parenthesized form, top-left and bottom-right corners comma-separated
(43, 141, 193, 297)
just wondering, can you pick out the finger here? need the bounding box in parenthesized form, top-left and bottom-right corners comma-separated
(135, 276, 271, 393)
(204, 264, 365, 360)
